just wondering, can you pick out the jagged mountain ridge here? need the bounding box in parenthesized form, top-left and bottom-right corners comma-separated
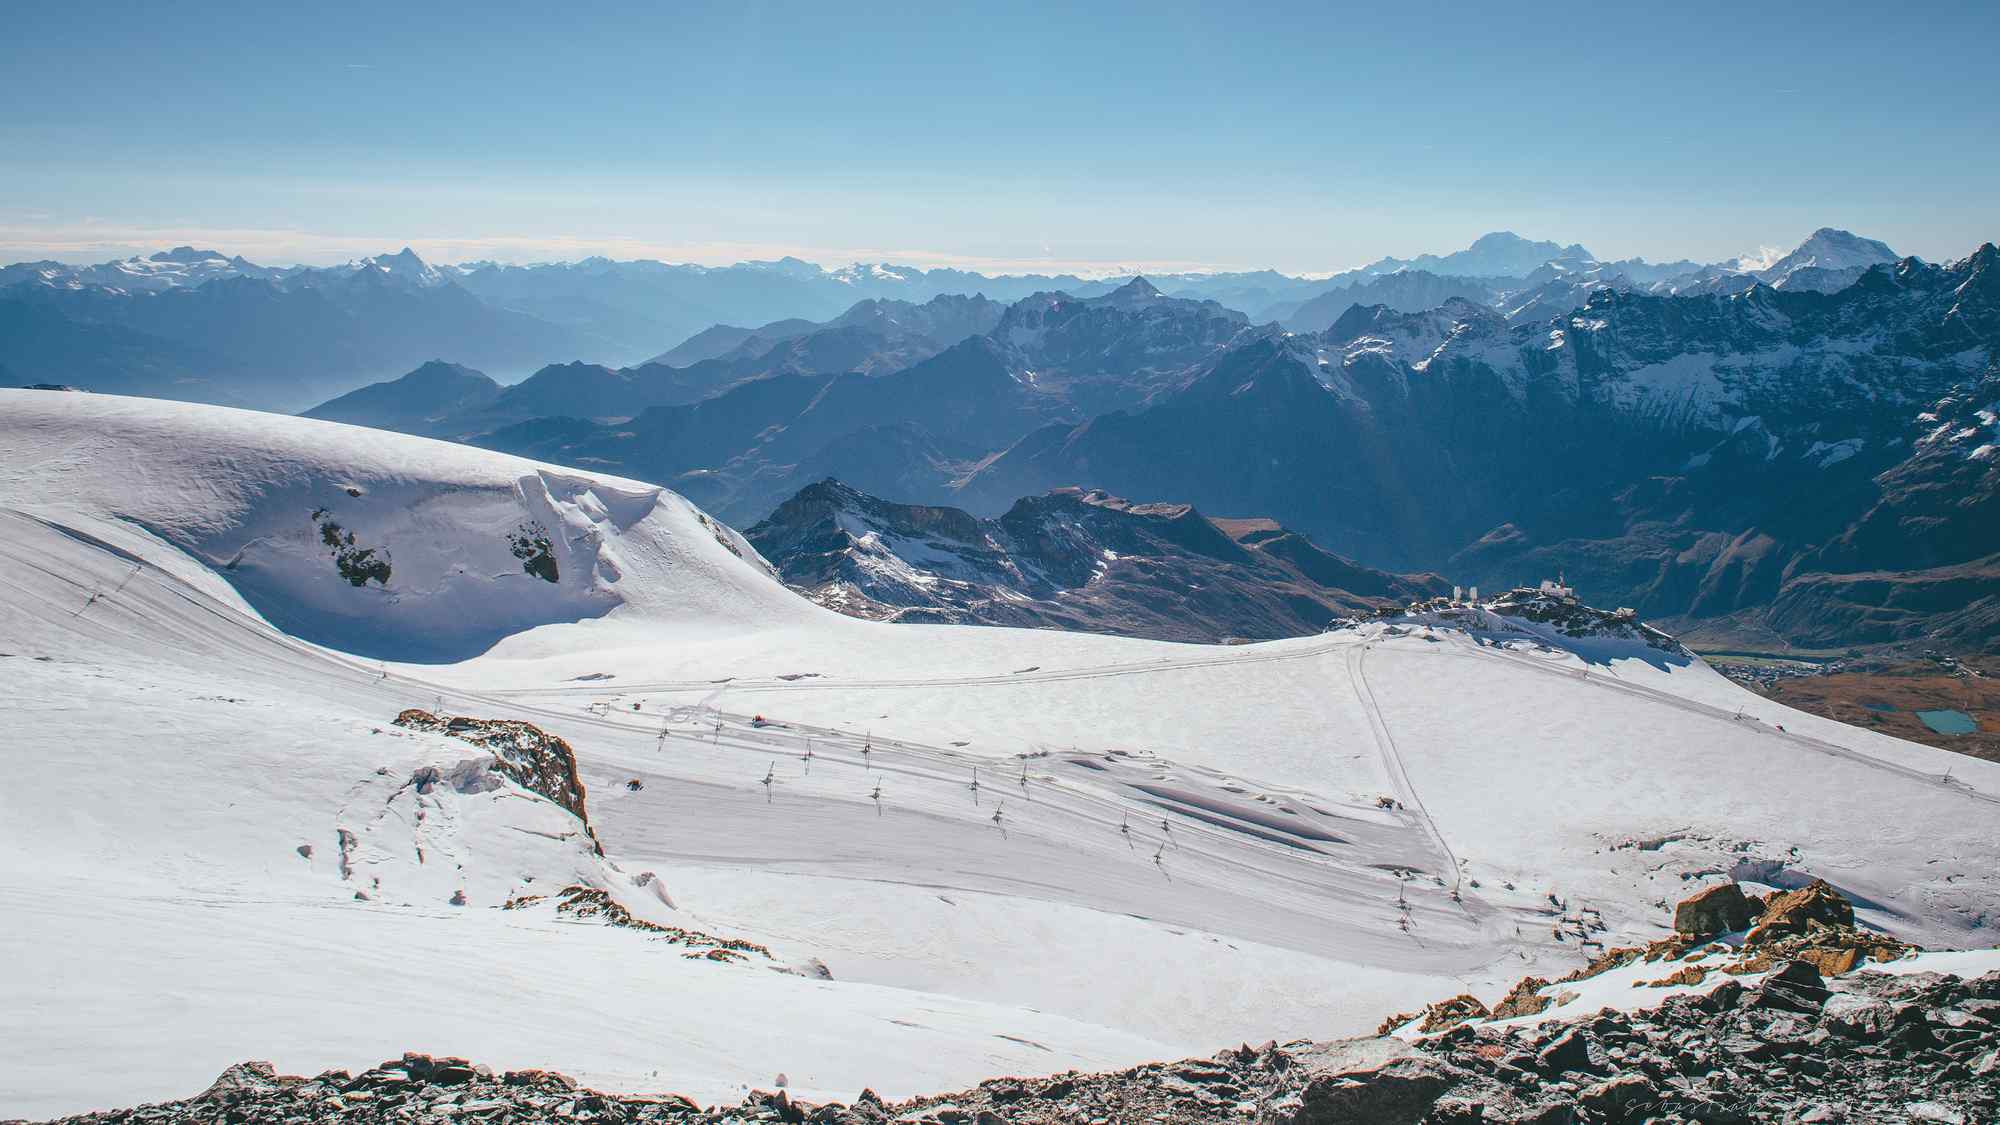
(986, 278, 1259, 414)
(1283, 271, 1500, 332)
(347, 282, 1266, 525)
(7, 228, 1898, 413)
(959, 246, 2000, 652)
(744, 478, 1448, 641)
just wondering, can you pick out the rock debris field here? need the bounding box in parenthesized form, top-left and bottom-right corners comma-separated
(18, 958, 1998, 1125)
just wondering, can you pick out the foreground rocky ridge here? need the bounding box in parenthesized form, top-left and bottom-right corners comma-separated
(25, 959, 1997, 1124)
(33, 882, 1996, 1124)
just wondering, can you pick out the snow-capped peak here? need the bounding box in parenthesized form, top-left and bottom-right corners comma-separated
(1751, 228, 1900, 282)
(146, 245, 230, 265)
(1101, 276, 1164, 304)
(355, 246, 450, 287)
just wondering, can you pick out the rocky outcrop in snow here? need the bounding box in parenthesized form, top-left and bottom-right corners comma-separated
(392, 710, 597, 850)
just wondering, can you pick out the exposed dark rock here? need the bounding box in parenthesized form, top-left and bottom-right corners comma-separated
(310, 508, 391, 587)
(1747, 879, 1856, 944)
(515, 884, 770, 963)
(1574, 1073, 1655, 1121)
(1534, 1027, 1598, 1076)
(1672, 881, 1758, 937)
(1415, 995, 1491, 1034)
(509, 522, 559, 582)
(1284, 1053, 1460, 1124)
(1489, 976, 1554, 1020)
(1746, 959, 1831, 1014)
(31, 959, 2000, 1124)
(746, 479, 1447, 643)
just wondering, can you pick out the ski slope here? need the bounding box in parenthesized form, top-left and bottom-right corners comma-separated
(3, 390, 1997, 1118)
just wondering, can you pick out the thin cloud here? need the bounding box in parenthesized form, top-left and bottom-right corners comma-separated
(1731, 244, 1787, 271)
(0, 222, 1242, 276)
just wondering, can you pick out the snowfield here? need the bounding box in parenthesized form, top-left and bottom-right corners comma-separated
(3, 390, 1997, 1118)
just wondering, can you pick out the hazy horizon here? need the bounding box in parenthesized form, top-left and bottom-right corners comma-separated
(8, 223, 1997, 279)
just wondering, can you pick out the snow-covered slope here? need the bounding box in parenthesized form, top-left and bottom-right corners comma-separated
(4, 391, 1997, 1118)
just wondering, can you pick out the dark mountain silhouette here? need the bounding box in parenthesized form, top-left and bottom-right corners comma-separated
(746, 479, 1448, 641)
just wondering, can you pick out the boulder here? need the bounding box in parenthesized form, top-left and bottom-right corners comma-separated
(1282, 1055, 1461, 1124)
(1533, 1027, 1598, 1075)
(1797, 945, 1863, 976)
(1490, 976, 1554, 1020)
(1672, 882, 1758, 937)
(1577, 1073, 1657, 1121)
(1746, 880, 1854, 946)
(1750, 958, 1830, 1013)
(1820, 993, 1895, 1039)
(1417, 993, 1492, 1032)
(200, 1060, 280, 1097)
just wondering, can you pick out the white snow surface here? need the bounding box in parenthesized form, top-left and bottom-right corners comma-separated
(4, 391, 1999, 1117)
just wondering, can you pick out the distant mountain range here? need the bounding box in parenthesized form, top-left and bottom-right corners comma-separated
(305, 292, 1017, 439)
(313, 279, 1262, 521)
(10, 227, 1995, 654)
(1257, 228, 1905, 330)
(5, 228, 1904, 411)
(744, 478, 1448, 642)
(0, 249, 601, 410)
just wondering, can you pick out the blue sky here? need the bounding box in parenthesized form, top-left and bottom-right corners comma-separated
(4, 0, 1996, 272)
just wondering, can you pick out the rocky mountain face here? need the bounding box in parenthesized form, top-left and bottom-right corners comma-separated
(744, 479, 1448, 642)
(650, 293, 1003, 369)
(988, 278, 1259, 415)
(1763, 370, 2000, 651)
(1753, 227, 1902, 290)
(961, 247, 2000, 653)
(471, 337, 1063, 523)
(1282, 271, 1498, 332)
